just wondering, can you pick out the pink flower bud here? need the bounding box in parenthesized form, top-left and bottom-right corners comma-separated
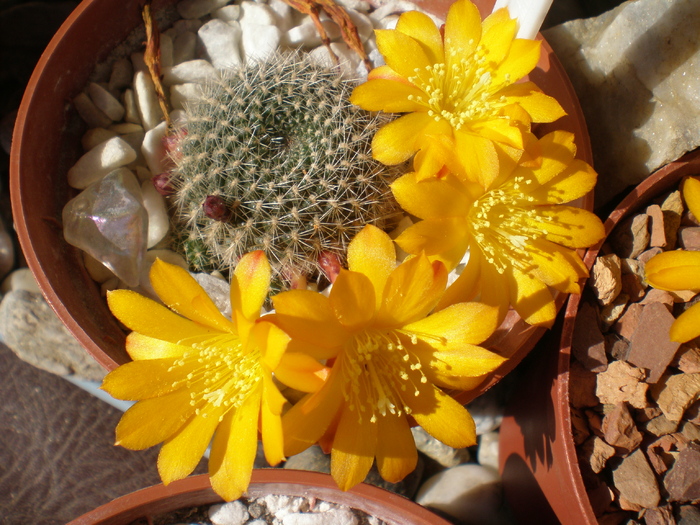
(203, 195, 231, 222)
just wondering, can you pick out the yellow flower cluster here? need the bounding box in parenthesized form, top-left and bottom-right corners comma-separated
(101, 0, 606, 502)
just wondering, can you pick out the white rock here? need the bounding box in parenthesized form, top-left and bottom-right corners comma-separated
(213, 4, 241, 23)
(163, 59, 219, 86)
(170, 82, 203, 110)
(335, 0, 370, 12)
(141, 121, 168, 176)
(411, 426, 470, 468)
(415, 464, 504, 525)
(170, 109, 187, 128)
(209, 500, 249, 525)
(121, 131, 147, 167)
(198, 19, 243, 70)
(369, 2, 443, 26)
(160, 32, 174, 69)
(467, 390, 504, 435)
(282, 509, 359, 525)
(283, 15, 340, 48)
(109, 122, 143, 134)
(241, 23, 281, 64)
(141, 180, 169, 248)
(134, 166, 153, 183)
(267, 0, 294, 32)
(239, 1, 276, 26)
(83, 252, 116, 283)
(108, 58, 133, 91)
(133, 70, 163, 131)
(177, 0, 229, 20)
(172, 31, 197, 65)
(346, 9, 373, 43)
(193, 272, 231, 318)
(375, 14, 400, 30)
(73, 92, 112, 129)
(67, 136, 137, 189)
(1, 268, 41, 294)
(308, 42, 362, 80)
(87, 82, 124, 122)
(82, 128, 117, 151)
(170, 18, 204, 36)
(101, 276, 120, 296)
(123, 89, 141, 124)
(477, 431, 500, 471)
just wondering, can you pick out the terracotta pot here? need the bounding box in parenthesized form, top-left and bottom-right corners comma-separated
(67, 470, 451, 525)
(498, 148, 700, 524)
(10, 0, 592, 402)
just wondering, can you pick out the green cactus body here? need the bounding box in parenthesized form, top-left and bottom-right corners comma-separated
(170, 53, 403, 287)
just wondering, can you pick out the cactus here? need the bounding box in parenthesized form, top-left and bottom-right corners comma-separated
(168, 53, 403, 288)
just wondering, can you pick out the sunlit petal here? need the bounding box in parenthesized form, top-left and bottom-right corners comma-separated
(371, 112, 434, 165)
(375, 28, 433, 79)
(499, 82, 566, 123)
(683, 176, 700, 220)
(350, 79, 427, 112)
(329, 270, 376, 330)
(404, 301, 500, 346)
(670, 301, 700, 343)
(444, 0, 482, 61)
(272, 290, 348, 349)
(506, 266, 557, 327)
(231, 250, 270, 321)
(645, 250, 700, 291)
(275, 352, 330, 393)
(376, 412, 417, 483)
(347, 225, 396, 310)
(125, 332, 188, 361)
(331, 405, 378, 491)
(396, 10, 444, 63)
(529, 206, 605, 248)
(391, 172, 473, 219)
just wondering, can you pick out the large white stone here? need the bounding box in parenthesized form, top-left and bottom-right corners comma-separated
(81, 127, 117, 151)
(209, 501, 249, 525)
(67, 136, 137, 189)
(544, 0, 700, 206)
(241, 23, 281, 64)
(170, 82, 203, 110)
(1, 268, 40, 294)
(122, 89, 141, 124)
(267, 0, 294, 32)
(477, 431, 500, 471)
(283, 15, 340, 48)
(239, 1, 276, 26)
(159, 32, 174, 69)
(73, 92, 112, 129)
(213, 4, 241, 23)
(141, 180, 169, 248)
(198, 19, 243, 70)
(177, 0, 229, 20)
(163, 59, 219, 86)
(108, 58, 133, 92)
(141, 121, 168, 176)
(172, 31, 197, 65)
(133, 70, 163, 131)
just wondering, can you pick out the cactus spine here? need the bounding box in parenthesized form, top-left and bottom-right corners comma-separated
(169, 53, 402, 287)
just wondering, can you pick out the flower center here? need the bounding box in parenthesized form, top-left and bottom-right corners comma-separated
(169, 333, 261, 420)
(469, 176, 553, 273)
(406, 42, 508, 129)
(341, 329, 427, 423)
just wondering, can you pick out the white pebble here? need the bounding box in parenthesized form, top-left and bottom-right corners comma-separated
(141, 180, 169, 248)
(82, 128, 117, 151)
(122, 89, 141, 124)
(375, 14, 399, 30)
(177, 0, 229, 20)
(170, 18, 203, 36)
(87, 82, 125, 122)
(121, 131, 147, 167)
(163, 59, 219, 86)
(209, 500, 249, 525)
(100, 276, 120, 296)
(170, 83, 203, 110)
(267, 0, 294, 31)
(283, 16, 340, 48)
(308, 42, 361, 80)
(198, 19, 243, 70)
(133, 70, 163, 131)
(172, 31, 197, 65)
(213, 4, 241, 23)
(109, 122, 143, 134)
(239, 1, 276, 26)
(1, 268, 41, 294)
(415, 465, 504, 525)
(170, 109, 187, 128)
(141, 121, 168, 176)
(477, 431, 500, 471)
(160, 32, 174, 69)
(134, 166, 152, 183)
(369, 2, 443, 26)
(335, 0, 370, 12)
(73, 92, 112, 128)
(67, 136, 137, 189)
(283, 509, 358, 525)
(241, 23, 281, 64)
(83, 252, 116, 283)
(108, 58, 133, 91)
(346, 9, 373, 43)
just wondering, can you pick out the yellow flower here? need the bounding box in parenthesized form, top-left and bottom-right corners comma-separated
(645, 176, 700, 343)
(269, 225, 506, 491)
(101, 253, 310, 501)
(392, 131, 605, 327)
(350, 0, 565, 187)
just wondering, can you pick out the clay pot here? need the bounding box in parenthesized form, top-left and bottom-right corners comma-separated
(10, 0, 592, 402)
(67, 470, 450, 525)
(498, 148, 700, 524)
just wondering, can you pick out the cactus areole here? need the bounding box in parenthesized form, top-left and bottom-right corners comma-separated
(169, 54, 402, 288)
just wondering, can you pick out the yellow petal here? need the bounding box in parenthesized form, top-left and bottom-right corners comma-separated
(253, 320, 290, 372)
(232, 250, 270, 321)
(682, 176, 700, 220)
(107, 290, 216, 344)
(444, 0, 482, 62)
(374, 28, 433, 80)
(150, 259, 233, 332)
(276, 352, 330, 393)
(404, 301, 500, 346)
(272, 290, 348, 349)
(329, 270, 376, 330)
(527, 238, 588, 294)
(407, 382, 477, 448)
(262, 374, 286, 466)
(499, 81, 566, 123)
(376, 412, 417, 483)
(454, 130, 500, 188)
(371, 112, 433, 165)
(331, 406, 378, 491)
(350, 78, 426, 113)
(115, 389, 195, 450)
(506, 266, 557, 327)
(435, 249, 482, 310)
(391, 171, 474, 219)
(531, 206, 606, 249)
(645, 250, 700, 291)
(394, 217, 470, 268)
(101, 358, 184, 400)
(125, 332, 187, 361)
(493, 39, 541, 85)
(282, 369, 344, 456)
(396, 10, 444, 63)
(348, 224, 396, 311)
(481, 9, 517, 66)
(418, 343, 503, 391)
(376, 255, 448, 327)
(670, 301, 700, 343)
(209, 388, 261, 501)
(524, 130, 576, 185)
(471, 118, 524, 150)
(158, 403, 225, 485)
(477, 257, 512, 324)
(528, 159, 597, 205)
